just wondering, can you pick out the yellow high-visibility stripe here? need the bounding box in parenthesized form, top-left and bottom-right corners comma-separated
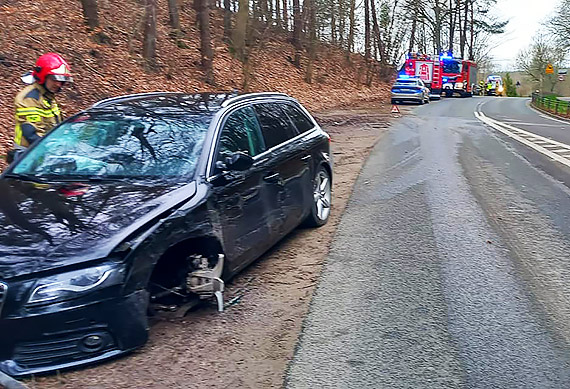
(14, 124, 22, 145)
(16, 108, 59, 118)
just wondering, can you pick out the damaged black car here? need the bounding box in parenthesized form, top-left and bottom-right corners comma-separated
(0, 92, 332, 377)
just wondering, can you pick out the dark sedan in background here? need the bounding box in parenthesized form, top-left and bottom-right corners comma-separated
(0, 92, 332, 377)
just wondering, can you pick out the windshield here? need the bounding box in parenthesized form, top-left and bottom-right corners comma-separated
(12, 111, 212, 179)
(442, 59, 461, 74)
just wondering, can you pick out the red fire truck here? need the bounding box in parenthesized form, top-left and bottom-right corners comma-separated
(401, 53, 477, 98)
(440, 53, 477, 97)
(401, 53, 442, 99)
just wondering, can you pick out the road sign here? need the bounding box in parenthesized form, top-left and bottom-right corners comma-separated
(391, 105, 400, 114)
(546, 64, 554, 74)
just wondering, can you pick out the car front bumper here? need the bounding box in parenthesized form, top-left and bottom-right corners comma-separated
(0, 290, 149, 377)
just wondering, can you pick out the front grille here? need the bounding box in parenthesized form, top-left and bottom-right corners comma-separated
(0, 282, 7, 317)
(13, 330, 115, 369)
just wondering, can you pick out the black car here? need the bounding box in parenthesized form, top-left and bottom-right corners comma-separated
(0, 92, 332, 377)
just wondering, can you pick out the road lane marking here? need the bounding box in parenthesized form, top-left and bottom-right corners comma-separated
(474, 111, 570, 169)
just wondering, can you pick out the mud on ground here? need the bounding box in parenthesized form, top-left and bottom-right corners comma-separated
(27, 102, 409, 389)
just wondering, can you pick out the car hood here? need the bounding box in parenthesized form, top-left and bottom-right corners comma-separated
(0, 178, 197, 280)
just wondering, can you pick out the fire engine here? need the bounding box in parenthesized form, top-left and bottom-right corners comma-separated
(401, 52, 477, 98)
(440, 53, 477, 97)
(401, 53, 442, 99)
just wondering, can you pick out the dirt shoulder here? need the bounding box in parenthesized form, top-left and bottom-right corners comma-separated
(27, 102, 407, 389)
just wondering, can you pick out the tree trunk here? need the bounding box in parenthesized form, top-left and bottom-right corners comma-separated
(275, 0, 282, 29)
(143, 0, 157, 71)
(347, 0, 356, 52)
(364, 0, 371, 85)
(195, 0, 215, 84)
(282, 0, 288, 30)
(232, 0, 248, 60)
(338, 0, 345, 47)
(305, 0, 316, 83)
(448, 0, 455, 53)
(408, 1, 418, 53)
(460, 0, 468, 58)
(468, 0, 474, 60)
(80, 0, 100, 29)
(292, 0, 302, 66)
(330, 1, 336, 44)
(224, 0, 231, 41)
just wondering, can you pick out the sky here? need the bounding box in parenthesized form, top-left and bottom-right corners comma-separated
(490, 0, 560, 71)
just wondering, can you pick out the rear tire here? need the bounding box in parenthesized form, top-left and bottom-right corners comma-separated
(304, 165, 331, 227)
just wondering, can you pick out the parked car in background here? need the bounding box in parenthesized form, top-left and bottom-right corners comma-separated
(391, 77, 431, 105)
(0, 92, 332, 377)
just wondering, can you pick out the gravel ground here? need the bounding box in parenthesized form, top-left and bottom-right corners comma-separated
(24, 101, 402, 389)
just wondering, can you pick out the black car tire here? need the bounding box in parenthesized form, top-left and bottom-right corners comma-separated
(304, 165, 331, 228)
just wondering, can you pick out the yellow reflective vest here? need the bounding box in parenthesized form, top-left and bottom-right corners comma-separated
(14, 83, 62, 147)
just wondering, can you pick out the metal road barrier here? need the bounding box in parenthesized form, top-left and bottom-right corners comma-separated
(531, 92, 570, 119)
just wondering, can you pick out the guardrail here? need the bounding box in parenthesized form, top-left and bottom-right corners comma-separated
(531, 93, 570, 119)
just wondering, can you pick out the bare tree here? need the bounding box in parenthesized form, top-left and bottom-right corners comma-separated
(80, 0, 100, 29)
(347, 0, 356, 53)
(305, 0, 316, 83)
(232, 0, 249, 60)
(544, 0, 570, 52)
(195, 0, 215, 84)
(167, 0, 181, 34)
(143, 0, 157, 71)
(517, 36, 565, 93)
(223, 0, 232, 41)
(292, 0, 302, 66)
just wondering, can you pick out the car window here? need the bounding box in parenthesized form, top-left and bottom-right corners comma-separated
(216, 106, 265, 163)
(254, 103, 299, 149)
(12, 112, 212, 179)
(281, 103, 315, 134)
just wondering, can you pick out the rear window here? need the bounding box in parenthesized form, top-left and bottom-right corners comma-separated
(254, 103, 299, 149)
(395, 79, 419, 86)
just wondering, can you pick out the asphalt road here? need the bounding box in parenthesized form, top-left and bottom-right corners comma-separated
(285, 97, 570, 388)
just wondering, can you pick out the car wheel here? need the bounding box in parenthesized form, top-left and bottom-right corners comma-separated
(305, 166, 332, 227)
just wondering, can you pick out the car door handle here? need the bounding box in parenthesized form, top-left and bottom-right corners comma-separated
(301, 155, 312, 161)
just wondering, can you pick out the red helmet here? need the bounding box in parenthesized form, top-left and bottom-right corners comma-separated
(32, 53, 73, 84)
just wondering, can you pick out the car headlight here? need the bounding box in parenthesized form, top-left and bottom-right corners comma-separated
(28, 263, 126, 305)
(455, 82, 464, 89)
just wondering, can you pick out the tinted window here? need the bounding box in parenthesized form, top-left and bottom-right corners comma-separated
(282, 104, 314, 133)
(13, 112, 211, 178)
(254, 103, 299, 149)
(216, 106, 265, 162)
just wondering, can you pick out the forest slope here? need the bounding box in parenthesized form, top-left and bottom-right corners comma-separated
(0, 0, 390, 168)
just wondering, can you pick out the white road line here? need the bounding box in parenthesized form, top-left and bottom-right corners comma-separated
(504, 122, 560, 127)
(474, 111, 570, 169)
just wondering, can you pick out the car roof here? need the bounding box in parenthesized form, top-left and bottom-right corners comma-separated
(90, 92, 295, 114)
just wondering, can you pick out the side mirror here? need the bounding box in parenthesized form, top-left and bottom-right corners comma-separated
(225, 151, 253, 171)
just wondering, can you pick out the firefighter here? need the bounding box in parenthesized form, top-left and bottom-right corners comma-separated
(8, 53, 72, 163)
(478, 80, 485, 96)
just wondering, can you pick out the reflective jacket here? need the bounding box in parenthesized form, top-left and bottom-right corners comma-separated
(14, 83, 62, 148)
